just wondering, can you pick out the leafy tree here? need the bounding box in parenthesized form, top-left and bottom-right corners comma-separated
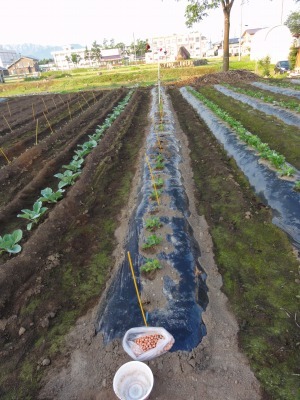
(110, 38, 115, 48)
(38, 58, 54, 65)
(90, 40, 102, 65)
(130, 39, 148, 58)
(84, 46, 91, 64)
(102, 38, 109, 49)
(285, 11, 300, 36)
(71, 53, 81, 66)
(182, 0, 300, 72)
(184, 0, 234, 72)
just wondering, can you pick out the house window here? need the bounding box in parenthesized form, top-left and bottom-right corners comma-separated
(196, 37, 200, 42)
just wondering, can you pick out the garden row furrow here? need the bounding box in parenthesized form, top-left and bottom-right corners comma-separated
(0, 86, 139, 300)
(182, 86, 300, 247)
(214, 84, 300, 128)
(0, 91, 106, 160)
(0, 89, 126, 210)
(251, 81, 300, 99)
(0, 91, 102, 135)
(192, 85, 300, 170)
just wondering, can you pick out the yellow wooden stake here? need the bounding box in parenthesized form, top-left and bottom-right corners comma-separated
(42, 97, 48, 113)
(3, 115, 12, 133)
(81, 93, 89, 106)
(145, 154, 160, 205)
(35, 119, 39, 145)
(127, 251, 148, 327)
(32, 103, 35, 121)
(67, 101, 72, 121)
(0, 147, 10, 164)
(7, 102, 11, 117)
(78, 101, 84, 112)
(155, 130, 163, 151)
(43, 112, 54, 134)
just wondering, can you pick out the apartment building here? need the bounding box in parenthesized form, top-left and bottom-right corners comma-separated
(0, 46, 19, 68)
(145, 32, 207, 63)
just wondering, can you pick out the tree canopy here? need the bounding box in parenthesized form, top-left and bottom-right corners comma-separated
(285, 11, 300, 36)
(184, 0, 235, 71)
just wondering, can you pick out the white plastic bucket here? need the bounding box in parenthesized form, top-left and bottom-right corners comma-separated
(113, 361, 154, 400)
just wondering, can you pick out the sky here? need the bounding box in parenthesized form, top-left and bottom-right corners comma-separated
(1, 0, 299, 47)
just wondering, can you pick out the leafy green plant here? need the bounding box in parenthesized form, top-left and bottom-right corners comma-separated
(62, 158, 84, 172)
(154, 159, 164, 170)
(38, 187, 64, 203)
(140, 258, 162, 273)
(17, 201, 48, 230)
(150, 189, 162, 200)
(258, 56, 271, 77)
(145, 217, 162, 231)
(293, 180, 300, 192)
(0, 229, 23, 254)
(154, 177, 164, 188)
(142, 234, 162, 249)
(54, 170, 81, 189)
(278, 165, 296, 177)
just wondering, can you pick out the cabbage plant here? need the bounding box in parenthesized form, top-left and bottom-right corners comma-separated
(17, 201, 48, 230)
(0, 229, 23, 254)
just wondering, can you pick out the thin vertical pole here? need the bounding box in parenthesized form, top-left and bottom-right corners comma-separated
(35, 118, 39, 145)
(3, 115, 12, 133)
(127, 251, 148, 326)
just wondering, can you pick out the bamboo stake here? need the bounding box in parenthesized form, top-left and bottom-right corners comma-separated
(42, 97, 48, 113)
(32, 103, 35, 121)
(0, 147, 10, 164)
(59, 95, 65, 104)
(78, 101, 84, 113)
(127, 251, 148, 326)
(81, 93, 89, 106)
(155, 130, 163, 151)
(3, 115, 12, 133)
(35, 119, 39, 145)
(6, 102, 11, 117)
(67, 101, 72, 121)
(145, 154, 160, 205)
(52, 97, 57, 109)
(92, 91, 97, 104)
(43, 112, 54, 134)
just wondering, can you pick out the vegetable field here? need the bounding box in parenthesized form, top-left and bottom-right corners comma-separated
(0, 71, 299, 400)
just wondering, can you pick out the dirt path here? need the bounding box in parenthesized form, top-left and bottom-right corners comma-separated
(38, 88, 261, 400)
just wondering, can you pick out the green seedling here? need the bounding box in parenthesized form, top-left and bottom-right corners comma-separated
(154, 177, 164, 188)
(140, 258, 162, 273)
(278, 165, 296, 177)
(293, 180, 300, 192)
(17, 201, 48, 231)
(154, 159, 164, 170)
(62, 158, 84, 172)
(156, 154, 164, 163)
(142, 234, 162, 249)
(150, 189, 162, 200)
(145, 217, 162, 231)
(38, 187, 64, 203)
(54, 170, 81, 189)
(0, 229, 23, 255)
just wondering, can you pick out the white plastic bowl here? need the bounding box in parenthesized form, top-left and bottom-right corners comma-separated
(113, 361, 154, 400)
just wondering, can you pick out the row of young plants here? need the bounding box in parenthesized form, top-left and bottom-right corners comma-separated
(140, 99, 167, 274)
(224, 83, 300, 113)
(0, 91, 134, 256)
(187, 87, 300, 189)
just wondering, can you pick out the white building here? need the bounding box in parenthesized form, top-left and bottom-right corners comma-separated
(0, 45, 19, 68)
(145, 32, 207, 63)
(51, 45, 123, 70)
(250, 25, 293, 63)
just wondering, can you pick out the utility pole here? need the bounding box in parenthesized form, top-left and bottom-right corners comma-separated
(238, 0, 245, 61)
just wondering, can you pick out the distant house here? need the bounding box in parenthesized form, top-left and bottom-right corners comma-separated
(7, 56, 39, 75)
(229, 38, 240, 56)
(0, 66, 8, 83)
(241, 28, 264, 56)
(0, 46, 19, 68)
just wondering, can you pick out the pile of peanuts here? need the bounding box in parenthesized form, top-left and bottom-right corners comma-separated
(134, 333, 164, 352)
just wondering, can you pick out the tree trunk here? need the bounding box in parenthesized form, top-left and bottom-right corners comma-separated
(223, 9, 230, 72)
